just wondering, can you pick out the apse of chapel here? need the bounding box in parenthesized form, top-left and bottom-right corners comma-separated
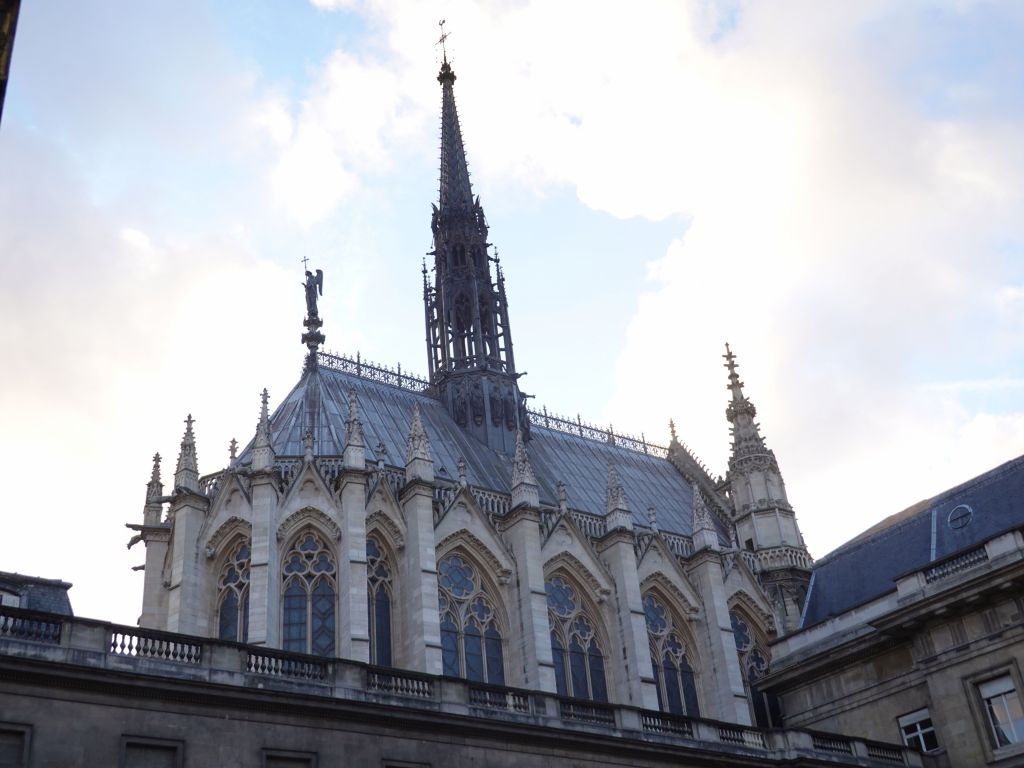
(276, 506, 342, 546)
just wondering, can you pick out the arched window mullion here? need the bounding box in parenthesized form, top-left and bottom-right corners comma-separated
(437, 553, 505, 685)
(217, 540, 251, 643)
(545, 575, 608, 703)
(281, 530, 337, 657)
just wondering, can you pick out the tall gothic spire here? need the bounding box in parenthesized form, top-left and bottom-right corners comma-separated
(423, 48, 524, 452)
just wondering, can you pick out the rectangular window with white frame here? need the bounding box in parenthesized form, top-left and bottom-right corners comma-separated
(897, 708, 939, 753)
(979, 675, 1024, 748)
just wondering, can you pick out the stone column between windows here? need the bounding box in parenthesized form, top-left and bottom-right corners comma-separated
(140, 535, 169, 629)
(247, 470, 280, 647)
(399, 479, 443, 674)
(164, 491, 208, 635)
(500, 506, 557, 692)
(598, 530, 660, 709)
(687, 549, 751, 724)
(338, 468, 370, 662)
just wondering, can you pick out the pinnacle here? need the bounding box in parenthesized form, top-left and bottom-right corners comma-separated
(174, 414, 200, 492)
(511, 429, 536, 488)
(406, 404, 432, 464)
(606, 462, 630, 514)
(345, 389, 365, 449)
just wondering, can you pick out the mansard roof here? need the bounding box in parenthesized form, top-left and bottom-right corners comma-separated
(0, 571, 73, 615)
(236, 353, 717, 539)
(800, 453, 1024, 628)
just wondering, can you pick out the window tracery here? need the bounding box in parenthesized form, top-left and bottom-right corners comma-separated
(217, 540, 250, 642)
(546, 575, 608, 702)
(366, 534, 393, 667)
(643, 593, 699, 717)
(730, 610, 772, 726)
(282, 530, 337, 657)
(437, 553, 504, 685)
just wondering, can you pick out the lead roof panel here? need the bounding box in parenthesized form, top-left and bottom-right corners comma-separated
(801, 454, 1024, 628)
(240, 367, 699, 536)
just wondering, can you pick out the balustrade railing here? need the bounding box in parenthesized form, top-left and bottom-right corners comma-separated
(559, 699, 616, 727)
(661, 532, 695, 559)
(0, 607, 61, 645)
(718, 725, 767, 749)
(568, 510, 606, 539)
(0, 610, 923, 767)
(109, 629, 202, 664)
(641, 712, 694, 738)
(811, 733, 854, 754)
(924, 546, 989, 583)
(366, 668, 433, 699)
(865, 741, 905, 763)
(247, 649, 328, 681)
(468, 685, 531, 714)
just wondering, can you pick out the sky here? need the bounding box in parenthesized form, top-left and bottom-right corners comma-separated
(1, 0, 1023, 626)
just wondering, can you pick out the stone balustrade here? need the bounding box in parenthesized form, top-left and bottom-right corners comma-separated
(0, 606, 924, 767)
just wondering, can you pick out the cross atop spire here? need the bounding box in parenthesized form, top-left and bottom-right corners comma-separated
(437, 19, 450, 63)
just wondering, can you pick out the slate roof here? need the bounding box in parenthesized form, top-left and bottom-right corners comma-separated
(0, 571, 73, 615)
(800, 454, 1024, 628)
(238, 363, 711, 539)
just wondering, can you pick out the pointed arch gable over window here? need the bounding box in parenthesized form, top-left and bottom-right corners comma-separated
(281, 529, 337, 657)
(217, 539, 251, 643)
(545, 573, 609, 703)
(437, 552, 506, 686)
(643, 592, 700, 717)
(366, 533, 394, 667)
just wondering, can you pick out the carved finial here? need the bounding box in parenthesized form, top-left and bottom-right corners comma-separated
(724, 342, 743, 392)
(253, 388, 275, 472)
(303, 429, 315, 462)
(457, 457, 468, 487)
(375, 441, 388, 472)
(669, 418, 678, 443)
(228, 438, 238, 464)
(647, 505, 658, 531)
(146, 453, 163, 504)
(174, 414, 200, 493)
(406, 404, 432, 464)
(606, 463, 630, 514)
(557, 481, 568, 512)
(437, 18, 450, 62)
(511, 430, 538, 508)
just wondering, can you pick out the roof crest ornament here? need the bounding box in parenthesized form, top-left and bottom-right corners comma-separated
(606, 463, 630, 514)
(406, 404, 432, 465)
(345, 389, 365, 449)
(146, 453, 163, 503)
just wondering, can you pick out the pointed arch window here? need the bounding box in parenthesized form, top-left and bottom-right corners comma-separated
(546, 575, 608, 702)
(643, 593, 699, 717)
(217, 541, 250, 642)
(730, 610, 773, 727)
(437, 554, 505, 685)
(282, 531, 337, 657)
(366, 535, 393, 667)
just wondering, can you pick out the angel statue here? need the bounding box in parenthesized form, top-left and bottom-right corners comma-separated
(304, 269, 324, 320)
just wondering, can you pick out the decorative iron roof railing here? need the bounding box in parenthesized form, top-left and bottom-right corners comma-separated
(316, 351, 718, 473)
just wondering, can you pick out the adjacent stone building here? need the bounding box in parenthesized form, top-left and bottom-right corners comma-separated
(763, 456, 1024, 767)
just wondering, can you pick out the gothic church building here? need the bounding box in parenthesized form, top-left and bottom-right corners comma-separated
(132, 54, 813, 730)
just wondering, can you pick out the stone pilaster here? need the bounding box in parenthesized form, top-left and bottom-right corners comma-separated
(398, 406, 442, 673)
(164, 490, 208, 635)
(686, 548, 751, 724)
(246, 468, 279, 647)
(338, 390, 369, 661)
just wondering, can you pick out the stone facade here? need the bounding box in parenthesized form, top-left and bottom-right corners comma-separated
(763, 460, 1024, 767)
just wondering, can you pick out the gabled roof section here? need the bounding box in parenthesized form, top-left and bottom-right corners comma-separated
(236, 353, 706, 538)
(0, 571, 73, 615)
(801, 453, 1024, 628)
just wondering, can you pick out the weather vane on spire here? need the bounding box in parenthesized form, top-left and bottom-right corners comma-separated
(437, 19, 450, 61)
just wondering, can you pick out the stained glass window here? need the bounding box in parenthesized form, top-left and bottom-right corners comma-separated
(281, 530, 336, 657)
(643, 593, 700, 717)
(216, 541, 250, 643)
(437, 554, 505, 685)
(366, 535, 393, 667)
(545, 576, 607, 702)
(729, 610, 774, 727)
